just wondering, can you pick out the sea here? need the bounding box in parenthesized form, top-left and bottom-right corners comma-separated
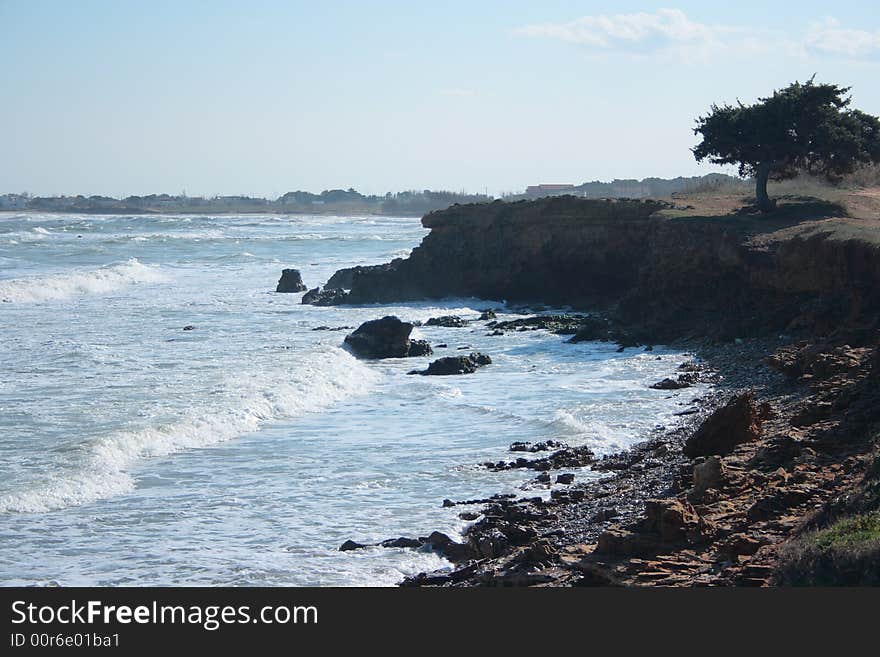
(0, 212, 702, 586)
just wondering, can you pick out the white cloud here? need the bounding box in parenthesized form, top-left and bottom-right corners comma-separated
(514, 8, 717, 53)
(805, 17, 880, 59)
(513, 9, 880, 63)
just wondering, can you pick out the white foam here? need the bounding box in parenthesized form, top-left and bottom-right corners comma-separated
(0, 259, 165, 303)
(0, 346, 380, 513)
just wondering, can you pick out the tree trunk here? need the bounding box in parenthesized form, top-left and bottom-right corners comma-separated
(755, 162, 774, 212)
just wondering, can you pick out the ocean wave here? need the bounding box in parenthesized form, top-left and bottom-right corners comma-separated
(0, 346, 380, 513)
(0, 259, 165, 303)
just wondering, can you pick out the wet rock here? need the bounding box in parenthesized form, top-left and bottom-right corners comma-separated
(344, 316, 431, 359)
(683, 392, 763, 458)
(650, 373, 697, 390)
(425, 315, 468, 328)
(182, 325, 195, 331)
(492, 314, 585, 335)
(509, 440, 568, 453)
(412, 352, 491, 375)
(380, 537, 422, 549)
(276, 268, 307, 293)
(408, 339, 434, 357)
(302, 286, 349, 306)
(479, 309, 497, 321)
(556, 473, 575, 484)
(423, 531, 474, 562)
(487, 445, 595, 472)
(458, 511, 480, 521)
(339, 540, 366, 552)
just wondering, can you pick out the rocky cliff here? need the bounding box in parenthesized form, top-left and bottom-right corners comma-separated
(333, 195, 880, 343)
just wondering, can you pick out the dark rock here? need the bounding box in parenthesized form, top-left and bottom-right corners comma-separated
(182, 325, 195, 331)
(344, 316, 431, 359)
(302, 286, 349, 306)
(509, 440, 568, 453)
(479, 309, 497, 320)
(408, 339, 433, 357)
(650, 373, 697, 390)
(683, 392, 763, 458)
(492, 314, 584, 335)
(380, 537, 422, 549)
(425, 315, 468, 328)
(423, 531, 474, 562)
(276, 268, 307, 293)
(590, 507, 619, 523)
(458, 511, 480, 521)
(556, 473, 575, 484)
(568, 316, 612, 343)
(339, 540, 366, 552)
(414, 352, 492, 375)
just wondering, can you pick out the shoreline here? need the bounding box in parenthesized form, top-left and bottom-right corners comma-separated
(338, 320, 877, 587)
(317, 192, 880, 586)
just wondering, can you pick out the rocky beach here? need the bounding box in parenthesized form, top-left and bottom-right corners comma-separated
(318, 191, 880, 586)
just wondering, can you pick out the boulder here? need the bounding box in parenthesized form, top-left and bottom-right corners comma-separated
(343, 316, 431, 359)
(683, 392, 763, 458)
(276, 268, 307, 293)
(690, 456, 726, 501)
(479, 309, 497, 321)
(413, 352, 492, 375)
(639, 498, 708, 544)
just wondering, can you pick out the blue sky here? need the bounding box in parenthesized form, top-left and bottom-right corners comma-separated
(2, 1, 879, 197)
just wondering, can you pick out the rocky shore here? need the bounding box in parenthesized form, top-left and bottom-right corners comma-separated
(316, 192, 880, 586)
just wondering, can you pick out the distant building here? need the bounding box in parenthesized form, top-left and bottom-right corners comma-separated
(525, 184, 575, 197)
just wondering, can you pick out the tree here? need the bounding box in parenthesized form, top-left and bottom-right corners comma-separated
(692, 78, 880, 212)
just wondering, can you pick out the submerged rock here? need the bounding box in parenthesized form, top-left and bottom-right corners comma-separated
(411, 352, 491, 375)
(344, 316, 432, 359)
(276, 268, 307, 293)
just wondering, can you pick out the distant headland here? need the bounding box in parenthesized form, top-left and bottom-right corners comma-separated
(0, 173, 740, 216)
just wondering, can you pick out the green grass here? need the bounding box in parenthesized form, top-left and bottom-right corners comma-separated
(811, 511, 880, 551)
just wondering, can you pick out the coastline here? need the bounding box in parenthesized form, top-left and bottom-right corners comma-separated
(317, 192, 880, 586)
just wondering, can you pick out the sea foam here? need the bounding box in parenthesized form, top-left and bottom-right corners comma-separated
(0, 259, 164, 303)
(0, 346, 380, 513)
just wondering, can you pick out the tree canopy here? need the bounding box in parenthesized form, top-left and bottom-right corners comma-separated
(692, 78, 880, 211)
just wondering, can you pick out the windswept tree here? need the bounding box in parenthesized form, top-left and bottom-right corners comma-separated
(692, 78, 880, 212)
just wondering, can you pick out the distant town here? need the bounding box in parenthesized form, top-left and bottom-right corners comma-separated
(0, 173, 738, 216)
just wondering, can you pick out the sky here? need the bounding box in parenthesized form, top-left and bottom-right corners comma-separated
(2, 0, 879, 198)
